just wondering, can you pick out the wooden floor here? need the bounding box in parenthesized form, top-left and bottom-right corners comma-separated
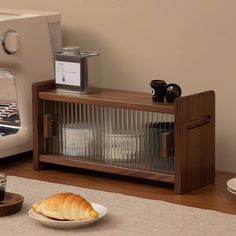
(1, 153, 236, 215)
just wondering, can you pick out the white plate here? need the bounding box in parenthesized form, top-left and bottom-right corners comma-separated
(227, 187, 236, 195)
(227, 178, 236, 192)
(28, 203, 107, 229)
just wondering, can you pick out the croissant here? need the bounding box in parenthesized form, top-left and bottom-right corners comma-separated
(32, 192, 99, 221)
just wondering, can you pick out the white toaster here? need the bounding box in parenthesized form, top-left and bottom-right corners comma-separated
(0, 9, 61, 158)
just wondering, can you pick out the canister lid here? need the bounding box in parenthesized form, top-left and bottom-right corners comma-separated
(62, 46, 81, 55)
(80, 51, 100, 57)
(60, 46, 99, 57)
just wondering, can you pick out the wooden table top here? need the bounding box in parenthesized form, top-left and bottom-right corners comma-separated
(1, 152, 236, 215)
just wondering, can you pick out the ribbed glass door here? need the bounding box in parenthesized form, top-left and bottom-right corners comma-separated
(43, 100, 175, 174)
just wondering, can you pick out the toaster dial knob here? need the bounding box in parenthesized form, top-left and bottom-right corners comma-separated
(2, 30, 19, 54)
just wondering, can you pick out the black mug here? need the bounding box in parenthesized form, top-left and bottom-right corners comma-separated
(165, 83, 182, 103)
(150, 80, 167, 102)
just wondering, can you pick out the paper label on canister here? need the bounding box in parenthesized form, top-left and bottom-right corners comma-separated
(55, 61, 81, 86)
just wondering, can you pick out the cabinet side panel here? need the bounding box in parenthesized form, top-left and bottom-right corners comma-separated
(32, 80, 55, 169)
(174, 91, 215, 193)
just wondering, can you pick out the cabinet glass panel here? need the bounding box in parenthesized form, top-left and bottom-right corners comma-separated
(43, 100, 175, 174)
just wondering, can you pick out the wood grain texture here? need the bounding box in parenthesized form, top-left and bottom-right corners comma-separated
(40, 154, 175, 183)
(0, 155, 235, 215)
(0, 192, 24, 217)
(174, 91, 215, 193)
(32, 80, 55, 170)
(38, 80, 175, 114)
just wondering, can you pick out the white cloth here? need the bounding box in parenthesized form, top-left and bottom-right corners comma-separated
(2, 176, 236, 236)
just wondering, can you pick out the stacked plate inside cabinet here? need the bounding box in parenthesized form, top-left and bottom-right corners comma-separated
(227, 178, 236, 195)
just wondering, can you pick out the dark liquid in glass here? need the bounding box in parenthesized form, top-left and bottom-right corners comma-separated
(0, 187, 5, 203)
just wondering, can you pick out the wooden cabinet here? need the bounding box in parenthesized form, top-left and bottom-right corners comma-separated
(33, 80, 215, 193)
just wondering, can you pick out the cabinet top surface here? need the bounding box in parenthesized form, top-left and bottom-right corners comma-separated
(38, 88, 175, 113)
(39, 89, 175, 114)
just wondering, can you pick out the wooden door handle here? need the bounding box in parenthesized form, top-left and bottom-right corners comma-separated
(44, 114, 53, 138)
(186, 115, 212, 130)
(162, 132, 170, 158)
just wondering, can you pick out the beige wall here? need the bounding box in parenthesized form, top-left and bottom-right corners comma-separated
(1, 1, 236, 172)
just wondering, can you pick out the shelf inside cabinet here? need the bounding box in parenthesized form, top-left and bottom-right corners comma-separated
(39, 154, 175, 183)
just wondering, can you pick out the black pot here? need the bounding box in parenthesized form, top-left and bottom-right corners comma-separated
(165, 83, 182, 103)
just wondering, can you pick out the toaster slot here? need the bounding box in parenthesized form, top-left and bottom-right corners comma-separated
(0, 124, 19, 136)
(0, 69, 20, 137)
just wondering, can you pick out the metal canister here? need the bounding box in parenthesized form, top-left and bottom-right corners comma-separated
(55, 46, 100, 93)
